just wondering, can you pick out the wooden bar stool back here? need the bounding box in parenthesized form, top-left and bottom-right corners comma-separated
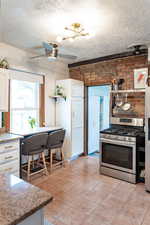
(22, 133, 48, 180)
(47, 129, 66, 173)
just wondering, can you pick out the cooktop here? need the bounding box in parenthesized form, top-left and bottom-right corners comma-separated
(100, 125, 144, 137)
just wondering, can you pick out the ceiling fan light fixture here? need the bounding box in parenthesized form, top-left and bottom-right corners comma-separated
(47, 47, 58, 60)
(47, 56, 57, 61)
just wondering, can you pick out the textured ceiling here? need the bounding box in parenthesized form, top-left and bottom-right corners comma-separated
(1, 0, 150, 63)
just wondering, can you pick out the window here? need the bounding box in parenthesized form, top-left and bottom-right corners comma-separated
(10, 80, 40, 130)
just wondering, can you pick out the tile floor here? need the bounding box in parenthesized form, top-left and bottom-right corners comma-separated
(31, 156, 150, 225)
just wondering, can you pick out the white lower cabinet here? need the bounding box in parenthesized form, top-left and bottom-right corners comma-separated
(18, 209, 44, 225)
(72, 127, 83, 157)
(0, 140, 20, 177)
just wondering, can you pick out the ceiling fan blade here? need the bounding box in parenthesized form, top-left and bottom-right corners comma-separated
(32, 45, 43, 49)
(58, 53, 77, 60)
(30, 54, 46, 59)
(127, 43, 147, 49)
(43, 42, 53, 51)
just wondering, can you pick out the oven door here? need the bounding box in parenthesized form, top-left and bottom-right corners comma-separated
(100, 138, 136, 174)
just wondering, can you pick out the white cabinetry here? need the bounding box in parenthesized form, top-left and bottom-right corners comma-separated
(0, 69, 9, 112)
(56, 79, 84, 159)
(18, 209, 44, 225)
(0, 140, 20, 177)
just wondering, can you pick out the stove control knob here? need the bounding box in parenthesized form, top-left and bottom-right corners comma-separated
(126, 137, 129, 141)
(124, 137, 129, 142)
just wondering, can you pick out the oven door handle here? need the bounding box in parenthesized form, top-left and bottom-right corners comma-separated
(100, 138, 135, 147)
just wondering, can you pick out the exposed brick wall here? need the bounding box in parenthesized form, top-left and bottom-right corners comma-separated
(69, 55, 148, 87)
(69, 54, 148, 118)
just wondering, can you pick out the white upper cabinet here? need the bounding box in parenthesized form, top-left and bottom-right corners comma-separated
(71, 79, 84, 97)
(0, 69, 9, 112)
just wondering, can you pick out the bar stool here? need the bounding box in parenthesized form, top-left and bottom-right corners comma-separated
(21, 133, 48, 181)
(47, 129, 66, 173)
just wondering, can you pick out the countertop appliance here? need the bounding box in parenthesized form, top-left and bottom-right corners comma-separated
(100, 117, 144, 184)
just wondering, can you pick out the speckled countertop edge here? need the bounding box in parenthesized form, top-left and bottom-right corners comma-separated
(0, 174, 53, 225)
(9, 196, 53, 225)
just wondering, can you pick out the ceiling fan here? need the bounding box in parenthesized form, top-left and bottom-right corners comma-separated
(30, 42, 77, 60)
(127, 43, 147, 55)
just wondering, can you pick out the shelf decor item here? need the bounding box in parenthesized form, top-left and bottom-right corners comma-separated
(54, 85, 66, 100)
(134, 68, 148, 89)
(0, 58, 9, 69)
(147, 75, 150, 87)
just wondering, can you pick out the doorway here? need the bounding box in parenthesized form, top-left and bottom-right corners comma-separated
(88, 85, 111, 155)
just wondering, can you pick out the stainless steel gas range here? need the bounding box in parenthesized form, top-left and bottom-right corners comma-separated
(100, 117, 144, 184)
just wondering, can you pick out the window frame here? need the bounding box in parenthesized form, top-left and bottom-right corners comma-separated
(1, 76, 45, 132)
(10, 79, 40, 130)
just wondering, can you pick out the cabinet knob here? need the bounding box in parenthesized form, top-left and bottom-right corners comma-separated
(5, 146, 13, 149)
(5, 156, 13, 160)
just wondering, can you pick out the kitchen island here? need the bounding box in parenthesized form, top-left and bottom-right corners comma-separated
(0, 174, 53, 225)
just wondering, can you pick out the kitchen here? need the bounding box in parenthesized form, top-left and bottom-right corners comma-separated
(1, 1, 150, 225)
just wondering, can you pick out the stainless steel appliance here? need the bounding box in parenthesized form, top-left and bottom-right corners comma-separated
(145, 87, 150, 191)
(100, 117, 144, 184)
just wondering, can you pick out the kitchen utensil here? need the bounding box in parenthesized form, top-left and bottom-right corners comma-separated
(147, 76, 150, 86)
(122, 93, 131, 111)
(116, 94, 123, 107)
(112, 79, 118, 90)
(118, 79, 125, 90)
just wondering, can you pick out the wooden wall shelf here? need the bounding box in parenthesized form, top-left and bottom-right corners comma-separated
(111, 89, 145, 93)
(49, 96, 66, 101)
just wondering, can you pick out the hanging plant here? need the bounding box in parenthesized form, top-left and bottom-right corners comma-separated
(0, 58, 9, 69)
(54, 85, 66, 100)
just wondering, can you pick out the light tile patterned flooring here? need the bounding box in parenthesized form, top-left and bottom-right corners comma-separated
(31, 156, 150, 225)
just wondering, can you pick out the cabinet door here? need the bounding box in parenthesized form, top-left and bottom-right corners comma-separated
(0, 69, 9, 112)
(72, 98, 84, 128)
(72, 127, 83, 157)
(71, 80, 84, 97)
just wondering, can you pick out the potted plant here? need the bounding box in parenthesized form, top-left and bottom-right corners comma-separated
(54, 85, 66, 100)
(28, 116, 36, 129)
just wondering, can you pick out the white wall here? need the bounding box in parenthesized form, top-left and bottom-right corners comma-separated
(0, 42, 69, 126)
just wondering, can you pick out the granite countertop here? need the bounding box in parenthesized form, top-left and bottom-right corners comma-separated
(0, 133, 23, 143)
(0, 174, 53, 225)
(10, 126, 63, 137)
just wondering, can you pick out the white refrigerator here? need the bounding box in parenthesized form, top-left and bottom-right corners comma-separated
(55, 79, 84, 160)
